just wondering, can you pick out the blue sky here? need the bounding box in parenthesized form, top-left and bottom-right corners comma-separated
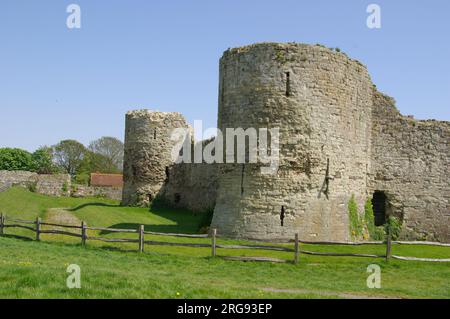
(1, 0, 449, 151)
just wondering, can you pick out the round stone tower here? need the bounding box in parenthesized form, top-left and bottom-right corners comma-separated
(122, 110, 189, 206)
(211, 43, 374, 241)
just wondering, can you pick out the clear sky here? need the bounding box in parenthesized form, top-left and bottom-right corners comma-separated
(1, 0, 449, 151)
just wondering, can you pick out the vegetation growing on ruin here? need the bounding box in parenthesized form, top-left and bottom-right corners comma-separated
(27, 181, 37, 193)
(61, 181, 69, 193)
(349, 196, 387, 241)
(385, 216, 402, 240)
(364, 199, 385, 241)
(348, 195, 363, 240)
(274, 48, 290, 64)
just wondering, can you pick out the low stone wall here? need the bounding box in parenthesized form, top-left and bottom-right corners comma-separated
(0, 170, 70, 197)
(36, 174, 71, 197)
(0, 171, 36, 191)
(71, 185, 122, 201)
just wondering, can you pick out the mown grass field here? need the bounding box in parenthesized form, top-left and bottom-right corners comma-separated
(0, 187, 449, 299)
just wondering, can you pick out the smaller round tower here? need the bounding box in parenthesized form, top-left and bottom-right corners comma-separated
(122, 110, 189, 206)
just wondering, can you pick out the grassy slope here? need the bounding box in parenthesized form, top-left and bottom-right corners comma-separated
(0, 187, 449, 299)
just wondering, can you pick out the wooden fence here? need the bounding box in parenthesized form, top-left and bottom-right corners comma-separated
(0, 213, 449, 263)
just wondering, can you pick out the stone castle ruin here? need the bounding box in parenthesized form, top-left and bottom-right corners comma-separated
(122, 43, 449, 243)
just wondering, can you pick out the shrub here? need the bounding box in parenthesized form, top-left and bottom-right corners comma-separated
(385, 216, 402, 240)
(74, 172, 90, 186)
(28, 181, 37, 193)
(364, 199, 376, 239)
(62, 181, 69, 193)
(71, 184, 78, 194)
(373, 226, 386, 241)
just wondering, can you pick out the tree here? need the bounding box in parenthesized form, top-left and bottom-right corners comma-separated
(32, 146, 57, 174)
(53, 140, 86, 176)
(74, 150, 120, 185)
(88, 137, 124, 172)
(0, 148, 34, 171)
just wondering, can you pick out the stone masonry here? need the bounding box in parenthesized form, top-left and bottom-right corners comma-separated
(0, 170, 71, 197)
(0, 170, 122, 200)
(122, 42, 450, 242)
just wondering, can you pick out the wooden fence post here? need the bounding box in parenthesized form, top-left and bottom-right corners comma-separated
(36, 217, 41, 241)
(81, 221, 87, 246)
(211, 228, 217, 257)
(386, 225, 392, 262)
(138, 225, 144, 253)
(294, 233, 299, 264)
(0, 213, 4, 235)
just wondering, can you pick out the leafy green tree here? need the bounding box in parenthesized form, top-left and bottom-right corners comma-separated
(79, 150, 120, 173)
(88, 137, 124, 172)
(74, 150, 121, 185)
(0, 148, 34, 171)
(52, 140, 86, 176)
(32, 146, 58, 174)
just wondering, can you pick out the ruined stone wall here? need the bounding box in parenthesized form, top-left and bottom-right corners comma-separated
(35, 174, 71, 197)
(370, 92, 450, 242)
(121, 110, 218, 212)
(0, 170, 37, 192)
(72, 185, 122, 201)
(160, 139, 218, 212)
(122, 110, 190, 206)
(211, 43, 374, 241)
(0, 171, 71, 197)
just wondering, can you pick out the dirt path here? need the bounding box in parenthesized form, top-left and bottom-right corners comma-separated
(261, 287, 402, 299)
(45, 208, 81, 227)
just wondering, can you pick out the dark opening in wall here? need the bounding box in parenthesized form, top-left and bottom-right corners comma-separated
(285, 72, 291, 97)
(148, 193, 153, 202)
(165, 166, 170, 181)
(174, 193, 181, 204)
(154, 129, 157, 139)
(372, 191, 387, 226)
(280, 206, 286, 227)
(240, 164, 245, 196)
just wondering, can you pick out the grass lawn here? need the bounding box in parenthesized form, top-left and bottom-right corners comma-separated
(0, 187, 449, 299)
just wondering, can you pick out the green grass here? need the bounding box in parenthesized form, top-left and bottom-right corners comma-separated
(0, 187, 449, 299)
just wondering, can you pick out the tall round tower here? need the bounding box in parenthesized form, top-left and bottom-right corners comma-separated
(211, 43, 374, 241)
(122, 110, 189, 207)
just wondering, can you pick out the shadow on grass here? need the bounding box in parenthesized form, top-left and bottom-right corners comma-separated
(101, 245, 138, 253)
(68, 202, 121, 211)
(66, 201, 211, 235)
(97, 206, 211, 235)
(0, 234, 34, 241)
(99, 223, 205, 235)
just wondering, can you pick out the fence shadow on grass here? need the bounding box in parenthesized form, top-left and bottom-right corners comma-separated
(68, 202, 122, 211)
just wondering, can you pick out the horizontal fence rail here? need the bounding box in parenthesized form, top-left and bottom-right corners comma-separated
(40, 222, 82, 229)
(143, 231, 209, 238)
(0, 212, 449, 263)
